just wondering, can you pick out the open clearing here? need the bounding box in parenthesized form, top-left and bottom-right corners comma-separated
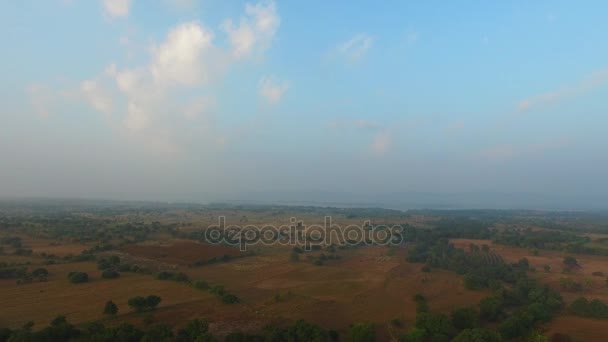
(121, 240, 243, 265)
(0, 243, 487, 339)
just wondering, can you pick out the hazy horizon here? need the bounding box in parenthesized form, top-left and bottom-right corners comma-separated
(2, 1, 608, 205)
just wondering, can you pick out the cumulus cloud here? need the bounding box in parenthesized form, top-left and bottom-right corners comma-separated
(222, 1, 280, 58)
(150, 22, 215, 87)
(102, 0, 131, 18)
(78, 1, 281, 151)
(123, 101, 148, 132)
(184, 96, 214, 121)
(81, 79, 113, 115)
(27, 83, 75, 117)
(259, 75, 288, 104)
(335, 33, 374, 63)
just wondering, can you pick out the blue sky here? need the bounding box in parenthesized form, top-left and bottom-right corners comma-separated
(1, 0, 608, 201)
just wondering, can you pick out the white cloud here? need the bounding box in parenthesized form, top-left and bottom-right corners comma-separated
(77, 1, 281, 150)
(27, 83, 75, 117)
(516, 67, 608, 114)
(336, 34, 374, 63)
(102, 0, 132, 18)
(184, 96, 214, 121)
(150, 22, 215, 87)
(27, 84, 54, 117)
(81, 80, 113, 115)
(259, 75, 288, 104)
(371, 130, 391, 155)
(123, 102, 148, 132)
(222, 1, 280, 58)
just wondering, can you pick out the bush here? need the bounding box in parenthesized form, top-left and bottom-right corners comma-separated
(101, 269, 120, 279)
(451, 307, 479, 330)
(193, 280, 209, 290)
(347, 323, 375, 342)
(221, 293, 240, 304)
(103, 300, 118, 315)
(128, 295, 161, 312)
(452, 328, 502, 342)
(68, 272, 89, 284)
(31, 268, 49, 281)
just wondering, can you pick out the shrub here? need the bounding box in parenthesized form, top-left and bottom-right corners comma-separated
(103, 300, 118, 315)
(68, 272, 89, 284)
(101, 269, 120, 279)
(221, 293, 240, 304)
(193, 280, 209, 290)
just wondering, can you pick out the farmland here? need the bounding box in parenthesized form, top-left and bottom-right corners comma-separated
(2, 201, 608, 341)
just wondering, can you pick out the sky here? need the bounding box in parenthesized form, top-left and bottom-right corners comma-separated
(1, 0, 608, 204)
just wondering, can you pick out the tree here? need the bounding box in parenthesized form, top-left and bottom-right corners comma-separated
(68, 272, 89, 284)
(128, 296, 148, 312)
(451, 307, 479, 330)
(193, 280, 209, 290)
(32, 268, 49, 281)
(145, 295, 161, 310)
(141, 324, 173, 342)
(415, 312, 453, 338)
(479, 296, 503, 322)
(498, 312, 534, 339)
(287, 320, 328, 342)
(102, 269, 120, 279)
(452, 328, 501, 342)
(177, 319, 210, 341)
(563, 256, 579, 272)
(543, 265, 551, 273)
(221, 293, 240, 304)
(347, 323, 375, 342)
(103, 300, 118, 316)
(400, 328, 425, 342)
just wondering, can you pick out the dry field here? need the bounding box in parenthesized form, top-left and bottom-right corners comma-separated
(1, 240, 487, 340)
(0, 261, 216, 329)
(121, 240, 243, 265)
(182, 245, 488, 339)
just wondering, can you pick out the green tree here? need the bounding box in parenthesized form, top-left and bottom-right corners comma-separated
(452, 328, 502, 342)
(103, 300, 118, 316)
(101, 269, 120, 279)
(451, 307, 479, 330)
(563, 256, 579, 272)
(145, 295, 161, 309)
(347, 323, 375, 342)
(141, 323, 173, 342)
(177, 319, 211, 341)
(31, 268, 49, 281)
(68, 272, 89, 284)
(479, 296, 503, 322)
(287, 320, 328, 342)
(128, 296, 147, 312)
